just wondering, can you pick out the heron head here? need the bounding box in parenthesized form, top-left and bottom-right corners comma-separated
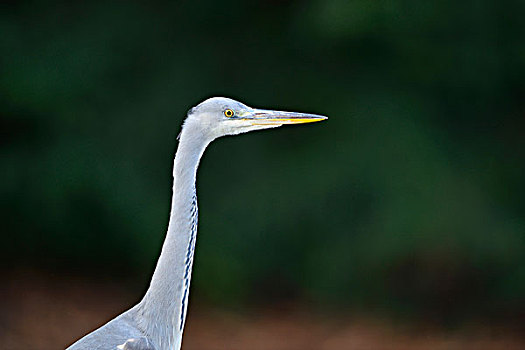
(182, 97, 327, 141)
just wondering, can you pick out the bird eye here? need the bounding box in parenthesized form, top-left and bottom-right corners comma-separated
(224, 109, 234, 118)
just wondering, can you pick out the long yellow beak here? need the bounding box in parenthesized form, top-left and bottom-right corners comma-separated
(243, 109, 328, 126)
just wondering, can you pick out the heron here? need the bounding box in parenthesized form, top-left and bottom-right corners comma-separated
(67, 97, 327, 350)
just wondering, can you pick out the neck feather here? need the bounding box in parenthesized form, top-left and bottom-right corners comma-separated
(137, 125, 211, 350)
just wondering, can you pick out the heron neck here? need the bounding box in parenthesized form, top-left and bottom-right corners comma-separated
(138, 127, 211, 350)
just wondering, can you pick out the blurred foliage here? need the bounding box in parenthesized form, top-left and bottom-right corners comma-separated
(1, 0, 524, 322)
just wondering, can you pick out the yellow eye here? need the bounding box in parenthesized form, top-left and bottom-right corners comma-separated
(224, 109, 234, 118)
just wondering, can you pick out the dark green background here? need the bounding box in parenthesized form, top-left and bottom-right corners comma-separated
(2, 0, 524, 323)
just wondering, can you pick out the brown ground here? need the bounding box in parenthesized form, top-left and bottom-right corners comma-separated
(2, 270, 523, 350)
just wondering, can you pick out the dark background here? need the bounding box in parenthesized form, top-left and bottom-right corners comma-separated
(2, 1, 524, 349)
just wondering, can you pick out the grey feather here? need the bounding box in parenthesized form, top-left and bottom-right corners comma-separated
(117, 337, 156, 350)
(67, 308, 156, 350)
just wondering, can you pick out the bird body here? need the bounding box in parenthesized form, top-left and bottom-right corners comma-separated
(66, 307, 152, 349)
(67, 97, 326, 350)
